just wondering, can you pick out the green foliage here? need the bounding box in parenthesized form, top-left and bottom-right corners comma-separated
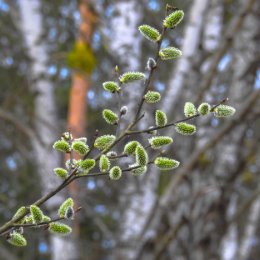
(175, 122, 196, 135)
(149, 136, 173, 149)
(109, 166, 122, 180)
(72, 140, 89, 156)
(67, 42, 96, 74)
(49, 222, 72, 236)
(154, 157, 180, 170)
(99, 155, 111, 173)
(198, 103, 211, 115)
(123, 141, 140, 155)
(53, 140, 70, 153)
(214, 105, 236, 117)
(8, 232, 27, 247)
(163, 10, 184, 28)
(102, 109, 118, 125)
(30, 205, 44, 224)
(184, 102, 197, 117)
(94, 135, 116, 150)
(144, 91, 161, 103)
(159, 47, 182, 60)
(103, 81, 120, 93)
(155, 110, 167, 127)
(136, 145, 149, 166)
(138, 24, 161, 42)
(58, 198, 74, 218)
(119, 72, 145, 84)
(53, 168, 68, 179)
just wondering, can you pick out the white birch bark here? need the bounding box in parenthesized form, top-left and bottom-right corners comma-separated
(18, 1, 78, 259)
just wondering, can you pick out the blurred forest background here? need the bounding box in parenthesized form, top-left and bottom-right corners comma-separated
(0, 0, 259, 260)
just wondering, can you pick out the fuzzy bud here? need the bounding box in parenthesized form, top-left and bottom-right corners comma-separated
(144, 91, 161, 103)
(159, 47, 182, 60)
(99, 155, 111, 173)
(163, 10, 184, 28)
(130, 164, 147, 176)
(94, 135, 116, 151)
(65, 207, 74, 220)
(119, 72, 145, 84)
(136, 145, 149, 166)
(53, 140, 70, 153)
(146, 58, 157, 70)
(175, 122, 196, 135)
(12, 206, 27, 224)
(49, 222, 72, 236)
(120, 106, 128, 116)
(72, 140, 89, 156)
(16, 227, 24, 234)
(53, 168, 68, 179)
(79, 159, 96, 171)
(62, 132, 72, 141)
(103, 81, 120, 93)
(106, 151, 118, 158)
(58, 198, 74, 218)
(184, 102, 197, 117)
(123, 141, 140, 155)
(30, 205, 44, 224)
(43, 215, 51, 222)
(147, 126, 157, 135)
(8, 232, 27, 247)
(149, 136, 173, 149)
(109, 166, 122, 180)
(102, 109, 118, 125)
(214, 105, 236, 117)
(74, 137, 87, 143)
(198, 103, 211, 115)
(65, 159, 78, 170)
(138, 24, 161, 42)
(154, 157, 180, 170)
(155, 110, 167, 127)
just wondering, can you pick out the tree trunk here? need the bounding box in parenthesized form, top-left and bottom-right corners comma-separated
(18, 1, 78, 259)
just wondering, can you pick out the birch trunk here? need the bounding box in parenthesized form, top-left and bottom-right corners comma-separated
(18, 1, 78, 259)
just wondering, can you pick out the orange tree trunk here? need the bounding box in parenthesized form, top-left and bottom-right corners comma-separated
(66, 1, 97, 235)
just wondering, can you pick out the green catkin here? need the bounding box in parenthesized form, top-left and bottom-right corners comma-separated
(136, 145, 149, 166)
(8, 232, 27, 247)
(138, 25, 161, 42)
(103, 81, 120, 93)
(214, 105, 236, 117)
(102, 109, 118, 125)
(154, 157, 180, 170)
(198, 103, 211, 115)
(144, 91, 161, 103)
(130, 164, 147, 176)
(119, 72, 145, 84)
(30, 205, 44, 224)
(53, 168, 68, 179)
(155, 110, 167, 127)
(94, 135, 116, 150)
(49, 222, 72, 236)
(109, 166, 122, 180)
(163, 10, 184, 28)
(123, 141, 140, 155)
(159, 47, 182, 60)
(175, 122, 196, 135)
(58, 198, 74, 218)
(12, 206, 27, 224)
(71, 140, 89, 156)
(149, 136, 173, 149)
(99, 155, 111, 173)
(79, 159, 96, 172)
(53, 140, 70, 153)
(184, 102, 197, 117)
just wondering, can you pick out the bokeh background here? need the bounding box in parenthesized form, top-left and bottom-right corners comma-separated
(0, 0, 259, 260)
